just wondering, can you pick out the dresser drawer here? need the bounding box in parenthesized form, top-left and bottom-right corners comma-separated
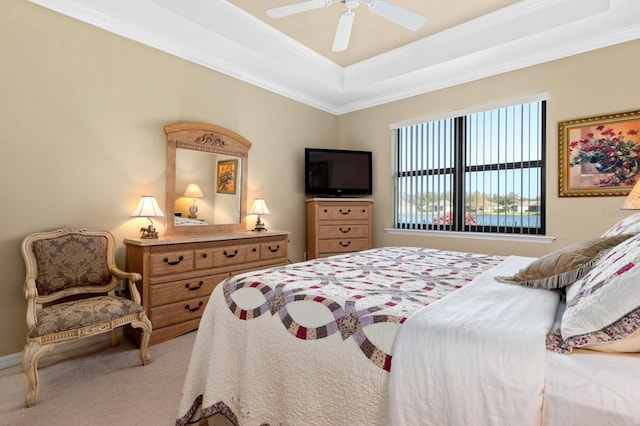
(149, 250, 194, 276)
(194, 248, 214, 270)
(246, 244, 260, 263)
(318, 238, 370, 254)
(318, 205, 370, 221)
(213, 245, 247, 267)
(261, 241, 286, 261)
(318, 224, 368, 239)
(150, 273, 227, 306)
(149, 295, 209, 329)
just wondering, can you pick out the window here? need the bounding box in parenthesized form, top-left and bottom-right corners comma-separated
(394, 100, 545, 235)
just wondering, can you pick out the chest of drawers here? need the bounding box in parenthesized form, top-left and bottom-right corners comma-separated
(124, 230, 288, 345)
(306, 198, 373, 259)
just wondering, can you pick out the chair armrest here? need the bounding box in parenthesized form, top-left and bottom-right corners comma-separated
(110, 267, 143, 305)
(110, 266, 142, 283)
(23, 278, 38, 299)
(23, 279, 38, 331)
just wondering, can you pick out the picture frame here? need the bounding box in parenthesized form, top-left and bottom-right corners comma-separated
(216, 159, 238, 194)
(558, 109, 640, 197)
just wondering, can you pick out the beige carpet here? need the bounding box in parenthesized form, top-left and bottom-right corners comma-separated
(0, 330, 197, 426)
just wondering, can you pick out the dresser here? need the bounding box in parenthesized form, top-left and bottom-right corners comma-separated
(124, 230, 288, 346)
(305, 198, 373, 259)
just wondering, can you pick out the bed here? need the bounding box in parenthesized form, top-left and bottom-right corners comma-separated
(176, 213, 640, 426)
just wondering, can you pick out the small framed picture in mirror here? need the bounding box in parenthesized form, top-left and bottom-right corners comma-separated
(217, 159, 238, 194)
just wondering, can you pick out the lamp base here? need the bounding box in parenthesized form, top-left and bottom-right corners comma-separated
(140, 225, 159, 239)
(252, 216, 267, 232)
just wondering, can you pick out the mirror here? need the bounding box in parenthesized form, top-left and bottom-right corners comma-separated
(164, 122, 251, 235)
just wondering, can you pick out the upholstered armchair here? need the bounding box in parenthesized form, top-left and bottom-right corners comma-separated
(21, 227, 152, 407)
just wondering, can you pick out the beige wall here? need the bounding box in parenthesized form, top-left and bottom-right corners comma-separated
(0, 0, 335, 357)
(337, 39, 640, 258)
(2, 0, 639, 358)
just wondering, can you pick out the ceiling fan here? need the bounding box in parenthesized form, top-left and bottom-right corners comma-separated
(266, 0, 426, 52)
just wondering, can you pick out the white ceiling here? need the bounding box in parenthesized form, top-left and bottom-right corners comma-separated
(231, 0, 521, 67)
(28, 0, 640, 115)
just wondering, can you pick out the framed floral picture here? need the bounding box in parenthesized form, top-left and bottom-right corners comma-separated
(216, 159, 238, 194)
(559, 109, 640, 197)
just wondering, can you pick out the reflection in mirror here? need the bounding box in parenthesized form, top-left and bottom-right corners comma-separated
(174, 149, 242, 226)
(164, 122, 251, 236)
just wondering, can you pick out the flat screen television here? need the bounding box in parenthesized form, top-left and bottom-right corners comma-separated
(305, 148, 372, 196)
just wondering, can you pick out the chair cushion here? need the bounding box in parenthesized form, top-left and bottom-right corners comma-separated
(32, 234, 112, 295)
(29, 296, 144, 338)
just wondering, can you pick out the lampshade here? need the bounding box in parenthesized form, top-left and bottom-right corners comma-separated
(184, 183, 204, 199)
(249, 198, 271, 215)
(131, 195, 165, 218)
(622, 180, 640, 210)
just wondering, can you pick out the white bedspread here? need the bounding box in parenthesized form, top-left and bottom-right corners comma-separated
(543, 301, 640, 425)
(389, 255, 560, 426)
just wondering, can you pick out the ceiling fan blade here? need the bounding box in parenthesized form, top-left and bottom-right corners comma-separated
(332, 10, 355, 52)
(367, 0, 426, 31)
(267, 0, 331, 18)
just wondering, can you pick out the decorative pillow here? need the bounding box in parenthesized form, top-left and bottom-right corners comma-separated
(602, 212, 640, 237)
(495, 234, 632, 289)
(560, 232, 640, 353)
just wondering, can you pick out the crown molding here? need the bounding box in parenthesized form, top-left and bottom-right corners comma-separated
(28, 0, 640, 115)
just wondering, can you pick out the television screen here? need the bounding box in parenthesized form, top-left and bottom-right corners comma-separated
(305, 148, 372, 196)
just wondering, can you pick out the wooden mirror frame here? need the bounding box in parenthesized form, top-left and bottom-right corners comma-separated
(164, 122, 251, 235)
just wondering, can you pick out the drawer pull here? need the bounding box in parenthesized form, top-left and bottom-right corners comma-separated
(223, 249, 238, 258)
(339, 209, 351, 215)
(339, 241, 351, 247)
(339, 227, 351, 234)
(201, 253, 208, 258)
(185, 281, 203, 291)
(268, 245, 280, 253)
(163, 255, 184, 266)
(185, 301, 204, 312)
(252, 247, 257, 252)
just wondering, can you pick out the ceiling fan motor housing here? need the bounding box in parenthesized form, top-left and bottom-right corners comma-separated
(344, 0, 360, 9)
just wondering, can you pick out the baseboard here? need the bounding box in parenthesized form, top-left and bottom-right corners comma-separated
(0, 332, 117, 371)
(0, 352, 21, 370)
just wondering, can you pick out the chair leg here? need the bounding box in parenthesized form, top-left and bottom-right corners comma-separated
(23, 340, 55, 407)
(130, 315, 152, 366)
(110, 329, 118, 347)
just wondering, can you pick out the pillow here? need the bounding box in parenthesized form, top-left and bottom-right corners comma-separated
(495, 234, 632, 289)
(602, 212, 640, 237)
(560, 232, 640, 353)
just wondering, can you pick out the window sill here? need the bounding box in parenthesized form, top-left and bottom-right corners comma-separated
(384, 228, 556, 244)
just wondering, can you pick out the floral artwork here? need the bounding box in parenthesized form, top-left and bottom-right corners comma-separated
(216, 159, 237, 194)
(570, 125, 640, 186)
(559, 110, 640, 197)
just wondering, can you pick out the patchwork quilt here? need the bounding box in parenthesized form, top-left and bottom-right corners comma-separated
(176, 247, 504, 426)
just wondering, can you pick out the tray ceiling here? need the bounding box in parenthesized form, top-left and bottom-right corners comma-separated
(28, 0, 640, 115)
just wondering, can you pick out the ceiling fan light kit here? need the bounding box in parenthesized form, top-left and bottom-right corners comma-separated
(267, 0, 426, 52)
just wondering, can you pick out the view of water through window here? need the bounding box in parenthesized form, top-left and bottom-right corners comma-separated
(394, 99, 545, 234)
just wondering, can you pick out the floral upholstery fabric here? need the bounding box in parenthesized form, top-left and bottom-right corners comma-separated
(29, 296, 144, 338)
(32, 234, 112, 295)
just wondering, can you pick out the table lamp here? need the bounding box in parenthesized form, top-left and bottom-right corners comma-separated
(249, 198, 270, 232)
(184, 183, 204, 218)
(131, 195, 165, 239)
